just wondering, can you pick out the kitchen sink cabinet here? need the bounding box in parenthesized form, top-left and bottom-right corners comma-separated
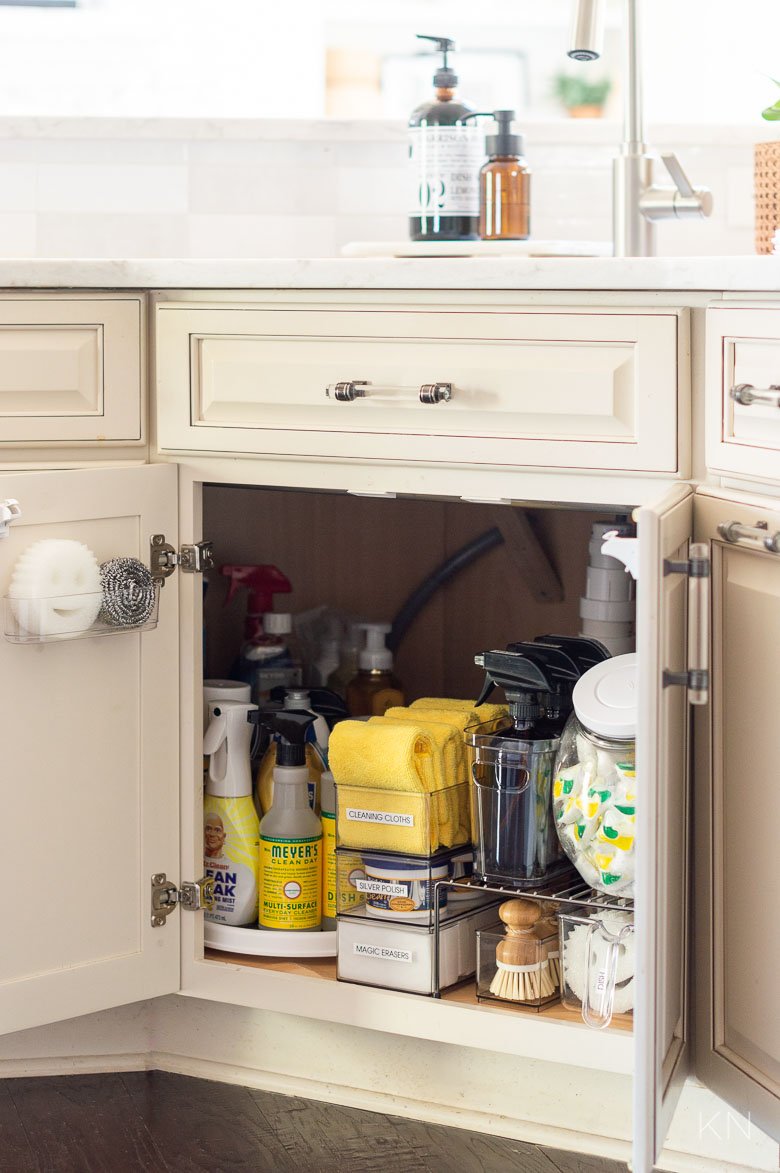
(0, 282, 776, 1173)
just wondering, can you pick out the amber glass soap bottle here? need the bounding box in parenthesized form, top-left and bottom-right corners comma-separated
(479, 110, 530, 241)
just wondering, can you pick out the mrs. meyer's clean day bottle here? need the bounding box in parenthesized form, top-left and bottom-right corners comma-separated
(408, 34, 482, 242)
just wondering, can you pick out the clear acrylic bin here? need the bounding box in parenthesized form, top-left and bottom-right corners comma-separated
(467, 719, 571, 888)
(558, 906, 635, 1028)
(337, 901, 500, 995)
(336, 846, 495, 927)
(4, 583, 160, 644)
(476, 919, 560, 1010)
(335, 780, 470, 856)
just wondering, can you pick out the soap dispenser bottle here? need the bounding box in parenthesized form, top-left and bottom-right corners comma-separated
(256, 711, 323, 932)
(409, 34, 482, 242)
(479, 110, 530, 241)
(346, 622, 405, 717)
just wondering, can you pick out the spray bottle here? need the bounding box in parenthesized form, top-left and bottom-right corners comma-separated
(220, 564, 301, 701)
(203, 699, 260, 925)
(255, 687, 348, 815)
(346, 622, 405, 717)
(256, 710, 323, 931)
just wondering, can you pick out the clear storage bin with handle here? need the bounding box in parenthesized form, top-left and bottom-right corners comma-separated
(559, 906, 635, 1028)
(552, 654, 637, 897)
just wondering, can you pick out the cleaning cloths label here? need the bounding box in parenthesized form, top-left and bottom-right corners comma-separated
(409, 125, 482, 217)
(259, 834, 322, 930)
(203, 794, 260, 926)
(355, 878, 407, 897)
(345, 808, 414, 827)
(353, 943, 413, 964)
(322, 810, 336, 922)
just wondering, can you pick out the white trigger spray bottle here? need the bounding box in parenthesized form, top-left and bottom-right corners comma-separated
(203, 699, 260, 925)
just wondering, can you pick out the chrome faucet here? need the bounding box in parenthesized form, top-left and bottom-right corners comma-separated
(568, 0, 712, 256)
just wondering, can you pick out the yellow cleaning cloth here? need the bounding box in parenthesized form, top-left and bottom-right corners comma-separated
(383, 708, 465, 785)
(410, 697, 508, 725)
(328, 719, 435, 793)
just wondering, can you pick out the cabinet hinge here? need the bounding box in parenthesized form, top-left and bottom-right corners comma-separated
(151, 873, 215, 927)
(662, 542, 710, 706)
(150, 535, 214, 586)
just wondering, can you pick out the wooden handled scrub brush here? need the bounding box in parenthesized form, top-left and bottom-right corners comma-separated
(489, 898, 558, 1005)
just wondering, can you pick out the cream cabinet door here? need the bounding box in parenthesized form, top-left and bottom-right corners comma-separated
(155, 299, 687, 475)
(693, 488, 780, 1144)
(0, 295, 144, 448)
(634, 484, 694, 1173)
(0, 463, 180, 1035)
(706, 304, 780, 484)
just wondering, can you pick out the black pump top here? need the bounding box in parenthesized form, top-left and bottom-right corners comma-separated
(251, 708, 316, 769)
(485, 110, 523, 158)
(417, 34, 458, 88)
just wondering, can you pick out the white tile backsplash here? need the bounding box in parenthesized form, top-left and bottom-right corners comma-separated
(0, 118, 762, 259)
(37, 163, 189, 214)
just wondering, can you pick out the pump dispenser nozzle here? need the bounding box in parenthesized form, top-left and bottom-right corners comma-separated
(486, 109, 523, 158)
(416, 33, 458, 87)
(357, 622, 393, 671)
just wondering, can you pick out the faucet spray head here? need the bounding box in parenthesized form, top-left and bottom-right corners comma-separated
(567, 0, 605, 61)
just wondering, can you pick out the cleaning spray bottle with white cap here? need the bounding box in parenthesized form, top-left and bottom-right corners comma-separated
(346, 622, 405, 717)
(203, 699, 260, 925)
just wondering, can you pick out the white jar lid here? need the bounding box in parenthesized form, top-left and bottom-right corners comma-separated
(572, 652, 637, 739)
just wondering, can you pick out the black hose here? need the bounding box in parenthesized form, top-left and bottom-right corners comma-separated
(388, 527, 505, 653)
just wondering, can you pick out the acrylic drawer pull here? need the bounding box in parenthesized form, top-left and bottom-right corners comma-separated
(326, 380, 453, 404)
(718, 520, 780, 554)
(730, 383, 780, 408)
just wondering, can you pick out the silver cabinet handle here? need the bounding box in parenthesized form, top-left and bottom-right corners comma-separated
(718, 520, 780, 554)
(326, 380, 453, 404)
(730, 383, 780, 408)
(663, 544, 710, 705)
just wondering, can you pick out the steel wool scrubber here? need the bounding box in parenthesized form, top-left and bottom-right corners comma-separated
(99, 557, 155, 627)
(8, 538, 102, 637)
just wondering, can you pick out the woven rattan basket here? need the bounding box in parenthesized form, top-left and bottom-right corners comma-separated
(755, 141, 780, 253)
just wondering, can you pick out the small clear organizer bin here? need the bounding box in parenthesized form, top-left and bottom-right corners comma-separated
(334, 780, 470, 856)
(476, 914, 560, 1011)
(558, 899, 635, 1028)
(336, 846, 491, 928)
(337, 899, 501, 996)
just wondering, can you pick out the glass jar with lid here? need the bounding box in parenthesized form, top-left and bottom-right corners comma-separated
(552, 654, 637, 897)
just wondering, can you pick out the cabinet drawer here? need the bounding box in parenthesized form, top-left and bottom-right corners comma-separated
(0, 296, 143, 447)
(707, 304, 780, 483)
(155, 301, 686, 475)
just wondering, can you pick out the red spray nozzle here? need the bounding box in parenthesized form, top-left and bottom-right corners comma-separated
(220, 563, 292, 618)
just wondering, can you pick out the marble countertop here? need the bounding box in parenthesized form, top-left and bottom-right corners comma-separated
(1, 255, 779, 291)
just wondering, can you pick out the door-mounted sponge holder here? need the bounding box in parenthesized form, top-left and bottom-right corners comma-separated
(4, 542, 160, 645)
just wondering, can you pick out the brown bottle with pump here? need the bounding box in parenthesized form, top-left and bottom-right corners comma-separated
(479, 110, 530, 241)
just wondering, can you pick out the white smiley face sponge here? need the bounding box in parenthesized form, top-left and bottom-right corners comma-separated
(9, 538, 102, 637)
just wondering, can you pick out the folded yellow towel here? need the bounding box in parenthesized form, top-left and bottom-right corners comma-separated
(410, 697, 508, 725)
(329, 719, 435, 793)
(382, 708, 465, 785)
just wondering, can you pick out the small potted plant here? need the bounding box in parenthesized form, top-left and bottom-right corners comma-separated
(756, 83, 780, 253)
(552, 73, 611, 118)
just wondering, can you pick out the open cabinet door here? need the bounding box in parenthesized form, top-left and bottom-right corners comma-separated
(0, 464, 180, 1036)
(693, 487, 780, 1143)
(634, 485, 694, 1173)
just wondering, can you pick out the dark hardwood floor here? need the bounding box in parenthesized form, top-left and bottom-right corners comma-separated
(0, 1071, 629, 1173)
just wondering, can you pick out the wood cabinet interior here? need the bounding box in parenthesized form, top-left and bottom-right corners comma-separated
(203, 484, 617, 699)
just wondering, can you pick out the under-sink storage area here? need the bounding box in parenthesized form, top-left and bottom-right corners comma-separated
(189, 481, 663, 1043)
